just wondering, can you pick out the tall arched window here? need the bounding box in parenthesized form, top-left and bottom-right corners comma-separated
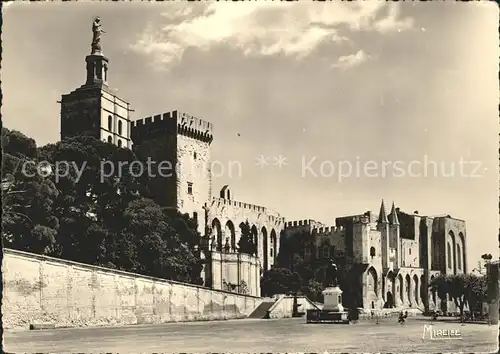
(447, 243, 452, 268)
(108, 115, 113, 131)
(370, 246, 376, 258)
(107, 136, 112, 143)
(118, 120, 122, 135)
(117, 139, 122, 148)
(456, 244, 461, 270)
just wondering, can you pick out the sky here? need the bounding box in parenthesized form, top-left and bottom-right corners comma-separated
(2, 1, 499, 267)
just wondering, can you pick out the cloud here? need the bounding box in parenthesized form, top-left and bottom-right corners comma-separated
(374, 3, 414, 33)
(131, 2, 413, 69)
(331, 50, 371, 69)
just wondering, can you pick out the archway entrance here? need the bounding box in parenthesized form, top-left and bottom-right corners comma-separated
(385, 291, 394, 308)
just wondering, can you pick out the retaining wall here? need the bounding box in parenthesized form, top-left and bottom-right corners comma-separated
(2, 248, 263, 330)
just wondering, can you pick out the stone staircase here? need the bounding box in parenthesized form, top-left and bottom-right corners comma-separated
(247, 301, 275, 319)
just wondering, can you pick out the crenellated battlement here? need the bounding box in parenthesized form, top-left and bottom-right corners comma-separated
(284, 219, 316, 228)
(210, 197, 285, 224)
(131, 110, 213, 144)
(311, 225, 345, 235)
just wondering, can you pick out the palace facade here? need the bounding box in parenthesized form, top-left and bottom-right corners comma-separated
(59, 24, 467, 310)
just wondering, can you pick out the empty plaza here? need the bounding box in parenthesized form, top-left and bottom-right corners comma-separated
(4, 317, 497, 353)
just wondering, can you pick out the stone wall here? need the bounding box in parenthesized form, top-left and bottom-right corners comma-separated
(2, 248, 263, 330)
(208, 251, 261, 297)
(209, 196, 284, 271)
(177, 133, 211, 234)
(434, 217, 467, 275)
(401, 239, 419, 268)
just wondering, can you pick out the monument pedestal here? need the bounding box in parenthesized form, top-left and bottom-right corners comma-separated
(323, 286, 345, 312)
(306, 286, 349, 324)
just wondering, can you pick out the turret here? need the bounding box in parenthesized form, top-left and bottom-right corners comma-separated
(389, 202, 400, 225)
(377, 199, 389, 224)
(389, 202, 401, 268)
(377, 200, 390, 268)
(353, 214, 370, 264)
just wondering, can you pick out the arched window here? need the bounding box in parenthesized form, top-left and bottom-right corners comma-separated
(108, 115, 113, 131)
(456, 244, 461, 269)
(447, 243, 452, 268)
(117, 139, 122, 148)
(107, 136, 112, 143)
(370, 246, 376, 257)
(118, 120, 122, 135)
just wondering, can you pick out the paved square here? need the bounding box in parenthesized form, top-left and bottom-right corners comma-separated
(4, 317, 497, 353)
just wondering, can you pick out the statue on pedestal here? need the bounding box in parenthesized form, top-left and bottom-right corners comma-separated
(325, 259, 339, 288)
(91, 16, 105, 54)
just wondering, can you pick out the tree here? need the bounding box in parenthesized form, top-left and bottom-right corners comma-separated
(163, 211, 204, 284)
(276, 230, 312, 270)
(37, 135, 139, 263)
(3, 127, 205, 286)
(260, 267, 302, 297)
(2, 128, 60, 254)
(429, 273, 487, 318)
(301, 279, 324, 302)
(2, 127, 37, 160)
(238, 220, 256, 255)
(465, 274, 487, 314)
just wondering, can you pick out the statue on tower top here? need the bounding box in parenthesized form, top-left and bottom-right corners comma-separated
(91, 16, 105, 55)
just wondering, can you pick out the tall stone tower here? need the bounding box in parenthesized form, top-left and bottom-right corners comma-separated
(131, 111, 213, 233)
(60, 17, 132, 149)
(352, 214, 370, 264)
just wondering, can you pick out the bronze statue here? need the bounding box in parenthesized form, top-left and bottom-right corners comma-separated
(91, 16, 105, 54)
(325, 259, 339, 287)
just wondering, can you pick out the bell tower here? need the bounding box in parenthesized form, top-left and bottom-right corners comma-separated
(60, 17, 132, 149)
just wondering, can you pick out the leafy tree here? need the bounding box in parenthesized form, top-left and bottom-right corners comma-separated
(163, 211, 204, 284)
(260, 267, 302, 297)
(301, 279, 324, 302)
(276, 230, 312, 270)
(2, 128, 60, 254)
(238, 220, 256, 255)
(465, 274, 487, 314)
(2, 127, 37, 159)
(37, 135, 139, 263)
(3, 128, 204, 285)
(429, 273, 487, 317)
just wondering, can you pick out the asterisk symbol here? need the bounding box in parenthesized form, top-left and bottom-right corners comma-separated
(255, 155, 270, 168)
(273, 155, 288, 169)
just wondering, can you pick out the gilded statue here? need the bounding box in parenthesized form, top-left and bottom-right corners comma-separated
(91, 16, 105, 54)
